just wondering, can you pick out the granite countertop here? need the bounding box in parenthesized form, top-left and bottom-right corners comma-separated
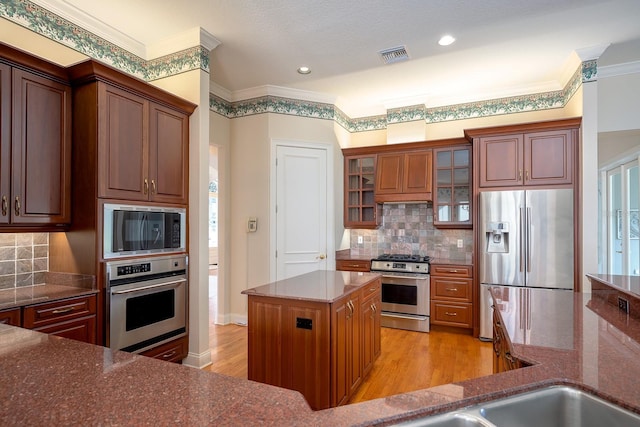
(3, 275, 640, 425)
(241, 270, 380, 303)
(0, 273, 97, 310)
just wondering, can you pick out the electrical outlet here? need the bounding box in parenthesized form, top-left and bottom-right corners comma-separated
(357, 236, 363, 244)
(618, 296, 630, 314)
(457, 239, 464, 248)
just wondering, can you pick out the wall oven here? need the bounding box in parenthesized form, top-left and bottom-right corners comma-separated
(371, 254, 430, 333)
(106, 255, 188, 353)
(103, 203, 186, 259)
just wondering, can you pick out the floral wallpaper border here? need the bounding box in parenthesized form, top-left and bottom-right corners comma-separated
(3, 0, 593, 133)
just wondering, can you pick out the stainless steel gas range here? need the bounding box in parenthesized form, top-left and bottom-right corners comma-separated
(370, 254, 430, 333)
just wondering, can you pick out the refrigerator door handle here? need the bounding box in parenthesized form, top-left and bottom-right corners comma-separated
(527, 207, 532, 273)
(519, 206, 525, 272)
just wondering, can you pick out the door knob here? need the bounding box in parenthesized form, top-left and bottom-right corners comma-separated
(317, 254, 326, 260)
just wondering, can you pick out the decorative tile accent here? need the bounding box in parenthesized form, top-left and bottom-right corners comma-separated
(0, 232, 49, 288)
(387, 105, 426, 124)
(582, 59, 598, 82)
(349, 203, 473, 263)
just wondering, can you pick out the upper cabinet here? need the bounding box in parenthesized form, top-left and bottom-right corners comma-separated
(433, 145, 471, 227)
(69, 60, 195, 206)
(0, 46, 72, 229)
(375, 149, 432, 203)
(467, 119, 580, 189)
(343, 153, 380, 229)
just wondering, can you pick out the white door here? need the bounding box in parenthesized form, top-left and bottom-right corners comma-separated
(275, 145, 328, 280)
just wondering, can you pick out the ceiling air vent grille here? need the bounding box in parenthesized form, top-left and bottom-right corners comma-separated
(379, 46, 410, 64)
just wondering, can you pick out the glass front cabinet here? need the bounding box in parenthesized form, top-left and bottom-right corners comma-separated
(433, 146, 472, 227)
(344, 155, 381, 228)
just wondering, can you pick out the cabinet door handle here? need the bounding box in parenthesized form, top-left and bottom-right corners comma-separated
(14, 196, 20, 216)
(151, 179, 157, 194)
(526, 170, 530, 181)
(446, 287, 458, 292)
(144, 179, 149, 195)
(52, 307, 74, 315)
(519, 169, 523, 181)
(1, 196, 6, 216)
(444, 311, 458, 316)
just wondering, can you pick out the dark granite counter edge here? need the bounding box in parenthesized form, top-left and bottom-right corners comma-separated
(0, 283, 98, 310)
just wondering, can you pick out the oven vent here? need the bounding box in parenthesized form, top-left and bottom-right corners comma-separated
(378, 46, 410, 65)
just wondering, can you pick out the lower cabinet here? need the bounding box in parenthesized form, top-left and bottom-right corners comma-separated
(246, 277, 381, 410)
(140, 336, 188, 363)
(492, 307, 528, 373)
(23, 294, 97, 344)
(0, 307, 21, 326)
(430, 264, 473, 329)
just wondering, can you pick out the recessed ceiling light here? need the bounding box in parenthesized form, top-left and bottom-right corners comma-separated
(297, 66, 311, 74)
(438, 35, 456, 46)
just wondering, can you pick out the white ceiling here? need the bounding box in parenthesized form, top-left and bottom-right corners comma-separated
(30, 0, 640, 117)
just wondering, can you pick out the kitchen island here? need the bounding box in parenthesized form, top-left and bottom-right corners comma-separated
(3, 274, 640, 425)
(241, 270, 382, 410)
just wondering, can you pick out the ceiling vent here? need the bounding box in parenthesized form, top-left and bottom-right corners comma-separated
(378, 46, 410, 65)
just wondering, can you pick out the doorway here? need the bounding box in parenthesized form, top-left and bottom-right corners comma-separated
(271, 141, 335, 281)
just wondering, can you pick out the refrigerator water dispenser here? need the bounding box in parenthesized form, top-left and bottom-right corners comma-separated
(486, 222, 509, 253)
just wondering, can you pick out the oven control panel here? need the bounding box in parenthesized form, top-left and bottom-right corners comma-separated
(117, 263, 151, 276)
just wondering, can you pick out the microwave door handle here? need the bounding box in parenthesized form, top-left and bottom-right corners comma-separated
(141, 213, 148, 250)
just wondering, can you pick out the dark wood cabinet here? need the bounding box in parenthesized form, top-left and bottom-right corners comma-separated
(0, 307, 20, 326)
(474, 126, 577, 188)
(492, 307, 528, 373)
(95, 82, 189, 204)
(430, 264, 473, 330)
(336, 259, 370, 272)
(360, 280, 381, 377)
(69, 60, 193, 206)
(0, 52, 71, 228)
(433, 145, 472, 227)
(141, 336, 188, 363)
(343, 154, 380, 229)
(23, 294, 97, 344)
(332, 292, 361, 407)
(375, 149, 432, 202)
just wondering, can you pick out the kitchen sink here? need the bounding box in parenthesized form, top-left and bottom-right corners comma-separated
(396, 386, 640, 427)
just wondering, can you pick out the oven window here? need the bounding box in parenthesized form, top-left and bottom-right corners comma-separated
(125, 289, 175, 331)
(382, 283, 417, 306)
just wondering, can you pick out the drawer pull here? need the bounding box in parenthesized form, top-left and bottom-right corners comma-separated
(369, 287, 377, 291)
(162, 351, 177, 359)
(444, 311, 458, 316)
(449, 269, 458, 273)
(52, 307, 74, 315)
(445, 287, 458, 292)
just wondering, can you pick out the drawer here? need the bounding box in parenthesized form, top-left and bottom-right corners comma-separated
(336, 259, 370, 272)
(361, 278, 381, 301)
(430, 264, 472, 278)
(432, 277, 472, 302)
(0, 308, 21, 326)
(23, 294, 97, 329)
(141, 336, 188, 363)
(431, 302, 472, 328)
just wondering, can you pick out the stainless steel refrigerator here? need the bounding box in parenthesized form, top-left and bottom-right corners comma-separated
(479, 189, 574, 341)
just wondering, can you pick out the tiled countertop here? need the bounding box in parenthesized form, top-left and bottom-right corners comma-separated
(3, 276, 640, 425)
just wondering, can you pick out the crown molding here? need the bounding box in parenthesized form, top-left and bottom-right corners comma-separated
(31, 0, 146, 57)
(231, 85, 337, 105)
(599, 60, 640, 79)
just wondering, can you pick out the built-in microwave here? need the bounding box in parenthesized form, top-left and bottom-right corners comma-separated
(103, 203, 186, 259)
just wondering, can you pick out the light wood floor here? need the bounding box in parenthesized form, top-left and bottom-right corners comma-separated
(204, 269, 494, 404)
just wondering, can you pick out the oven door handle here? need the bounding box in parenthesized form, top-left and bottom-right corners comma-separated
(380, 274, 429, 281)
(111, 278, 187, 295)
(381, 312, 429, 321)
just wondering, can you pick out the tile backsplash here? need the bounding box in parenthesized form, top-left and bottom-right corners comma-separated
(0, 233, 49, 290)
(349, 203, 473, 263)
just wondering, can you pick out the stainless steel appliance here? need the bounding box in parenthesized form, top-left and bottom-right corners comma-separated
(370, 254, 430, 333)
(479, 189, 574, 341)
(103, 203, 186, 259)
(107, 254, 188, 353)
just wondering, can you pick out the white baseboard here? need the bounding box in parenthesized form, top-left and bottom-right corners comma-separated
(182, 349, 212, 369)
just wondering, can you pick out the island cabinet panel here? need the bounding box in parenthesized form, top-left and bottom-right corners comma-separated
(332, 293, 361, 407)
(361, 280, 381, 376)
(247, 299, 284, 387)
